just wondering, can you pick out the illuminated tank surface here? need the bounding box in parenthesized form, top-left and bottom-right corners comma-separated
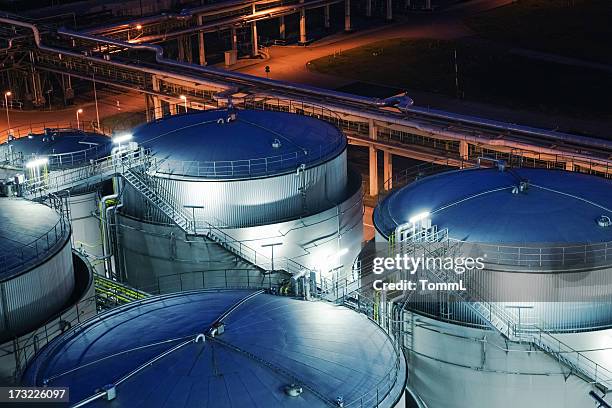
(23, 290, 405, 408)
(131, 109, 346, 179)
(374, 168, 612, 244)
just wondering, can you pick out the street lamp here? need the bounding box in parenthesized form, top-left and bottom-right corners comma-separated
(4, 91, 11, 134)
(76, 108, 83, 130)
(179, 95, 187, 112)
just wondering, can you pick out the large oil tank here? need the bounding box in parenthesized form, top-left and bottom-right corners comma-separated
(22, 289, 406, 407)
(0, 198, 74, 342)
(117, 109, 363, 294)
(0, 129, 113, 275)
(372, 167, 612, 408)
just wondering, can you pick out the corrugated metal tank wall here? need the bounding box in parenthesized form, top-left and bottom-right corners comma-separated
(116, 215, 282, 294)
(122, 150, 348, 227)
(0, 239, 74, 342)
(68, 191, 104, 275)
(406, 314, 606, 408)
(117, 171, 363, 294)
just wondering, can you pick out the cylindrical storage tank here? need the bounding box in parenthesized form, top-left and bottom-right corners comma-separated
(0, 251, 96, 384)
(23, 290, 406, 408)
(372, 167, 612, 408)
(0, 198, 74, 342)
(0, 130, 113, 275)
(119, 109, 363, 293)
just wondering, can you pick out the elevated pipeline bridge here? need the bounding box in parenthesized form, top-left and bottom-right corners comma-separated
(0, 14, 611, 199)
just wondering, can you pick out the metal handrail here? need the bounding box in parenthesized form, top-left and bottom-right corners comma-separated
(9, 294, 98, 381)
(127, 160, 316, 277)
(4, 139, 113, 170)
(337, 290, 403, 408)
(414, 238, 612, 390)
(149, 139, 343, 178)
(1, 120, 112, 141)
(0, 193, 69, 276)
(22, 148, 148, 198)
(451, 239, 612, 271)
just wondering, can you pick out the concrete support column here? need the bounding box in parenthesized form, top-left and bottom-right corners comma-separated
(324, 5, 331, 29)
(299, 8, 307, 44)
(279, 16, 286, 39)
(169, 103, 177, 116)
(145, 94, 152, 122)
(152, 97, 162, 119)
(459, 140, 469, 164)
(197, 15, 206, 66)
(251, 23, 258, 56)
(386, 0, 393, 21)
(251, 4, 258, 57)
(366, 0, 372, 17)
(369, 120, 378, 196)
(565, 161, 574, 171)
(151, 76, 162, 119)
(231, 27, 238, 51)
(383, 151, 392, 191)
(177, 37, 185, 61)
(344, 0, 351, 32)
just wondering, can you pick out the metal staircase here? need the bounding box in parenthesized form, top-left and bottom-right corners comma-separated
(406, 233, 612, 392)
(121, 165, 314, 279)
(21, 149, 316, 282)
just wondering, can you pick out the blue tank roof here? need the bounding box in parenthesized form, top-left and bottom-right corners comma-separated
(1, 130, 112, 168)
(131, 109, 346, 179)
(374, 168, 612, 244)
(22, 290, 405, 408)
(0, 198, 69, 280)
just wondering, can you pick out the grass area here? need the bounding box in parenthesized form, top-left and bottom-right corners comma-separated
(100, 111, 147, 132)
(466, 0, 612, 64)
(308, 38, 612, 118)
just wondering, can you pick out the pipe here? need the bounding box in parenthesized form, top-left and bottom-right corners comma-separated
(57, 27, 397, 109)
(100, 193, 118, 278)
(84, 0, 338, 35)
(3, 17, 611, 163)
(0, 17, 230, 91)
(407, 105, 612, 151)
(255, 91, 612, 167)
(127, 0, 344, 44)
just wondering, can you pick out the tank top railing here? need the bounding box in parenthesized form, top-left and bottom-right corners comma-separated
(407, 237, 612, 391)
(0, 194, 69, 276)
(21, 147, 148, 198)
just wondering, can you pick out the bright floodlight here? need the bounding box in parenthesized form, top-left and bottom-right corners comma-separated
(77, 108, 83, 113)
(179, 95, 187, 100)
(136, 24, 142, 30)
(409, 211, 430, 224)
(4, 91, 11, 97)
(112, 133, 133, 144)
(25, 157, 49, 169)
(337, 248, 349, 257)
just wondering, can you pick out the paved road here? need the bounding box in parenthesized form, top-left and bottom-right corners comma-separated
(233, 0, 612, 138)
(0, 90, 145, 136)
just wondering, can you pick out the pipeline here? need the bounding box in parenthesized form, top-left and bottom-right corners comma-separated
(55, 25, 414, 111)
(1, 17, 611, 163)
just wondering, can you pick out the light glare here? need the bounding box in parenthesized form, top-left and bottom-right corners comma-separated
(25, 157, 49, 169)
(112, 133, 133, 144)
(409, 211, 430, 224)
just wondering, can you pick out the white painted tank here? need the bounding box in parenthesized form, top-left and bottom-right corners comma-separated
(118, 109, 363, 293)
